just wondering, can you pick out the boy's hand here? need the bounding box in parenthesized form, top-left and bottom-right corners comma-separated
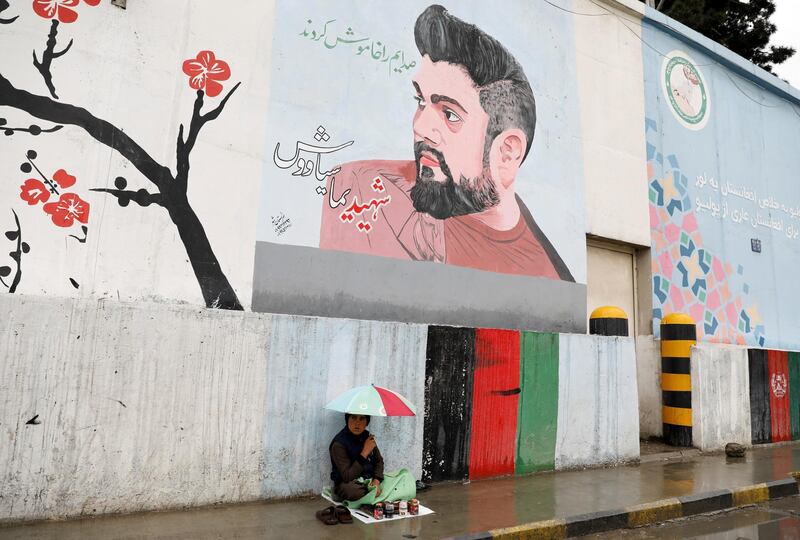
(361, 435, 377, 457)
(369, 478, 381, 496)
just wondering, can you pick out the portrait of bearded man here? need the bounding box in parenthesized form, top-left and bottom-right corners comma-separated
(320, 4, 574, 281)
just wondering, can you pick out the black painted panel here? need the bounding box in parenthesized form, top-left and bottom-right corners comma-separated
(662, 357, 691, 374)
(663, 390, 692, 409)
(422, 326, 476, 482)
(589, 317, 628, 337)
(748, 349, 771, 444)
(663, 424, 692, 447)
(660, 323, 697, 341)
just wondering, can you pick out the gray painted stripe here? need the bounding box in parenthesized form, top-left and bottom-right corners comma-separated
(252, 242, 587, 332)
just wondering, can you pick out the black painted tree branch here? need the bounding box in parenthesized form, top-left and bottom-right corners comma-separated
(0, 0, 17, 24)
(176, 84, 240, 191)
(9, 210, 24, 293)
(169, 84, 242, 310)
(0, 0, 19, 24)
(90, 187, 165, 208)
(0, 73, 243, 310)
(33, 20, 73, 100)
(68, 225, 88, 244)
(0, 210, 28, 293)
(0, 120, 63, 136)
(0, 76, 171, 186)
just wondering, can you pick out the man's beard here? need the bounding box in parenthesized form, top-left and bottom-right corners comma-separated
(410, 141, 499, 220)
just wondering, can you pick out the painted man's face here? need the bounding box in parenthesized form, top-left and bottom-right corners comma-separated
(410, 56, 499, 219)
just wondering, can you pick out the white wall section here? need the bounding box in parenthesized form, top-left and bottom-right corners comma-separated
(575, 0, 649, 247)
(690, 343, 752, 451)
(0, 294, 426, 522)
(262, 316, 427, 498)
(555, 334, 640, 469)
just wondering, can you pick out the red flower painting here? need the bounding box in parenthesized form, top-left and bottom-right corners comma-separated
(83, 0, 100, 4)
(32, 0, 80, 23)
(182, 50, 231, 98)
(43, 192, 90, 227)
(53, 168, 76, 188)
(20, 179, 51, 205)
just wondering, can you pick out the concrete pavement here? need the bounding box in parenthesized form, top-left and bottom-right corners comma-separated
(587, 496, 800, 539)
(0, 442, 798, 539)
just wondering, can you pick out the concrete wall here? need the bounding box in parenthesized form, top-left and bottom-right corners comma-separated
(576, 0, 649, 247)
(9, 0, 797, 524)
(0, 0, 274, 310)
(643, 6, 800, 350)
(253, 243, 587, 333)
(690, 343, 751, 451)
(0, 0, 651, 334)
(252, 0, 593, 330)
(1, 293, 641, 522)
(262, 315, 427, 498)
(555, 334, 639, 469)
(636, 334, 662, 438)
(746, 349, 800, 444)
(0, 294, 426, 522)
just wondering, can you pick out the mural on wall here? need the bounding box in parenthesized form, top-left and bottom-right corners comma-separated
(318, 6, 573, 280)
(0, 3, 244, 309)
(14, 148, 91, 288)
(30, 0, 104, 99)
(647, 119, 765, 346)
(298, 18, 418, 76)
(0, 0, 18, 24)
(643, 24, 800, 349)
(19, 150, 90, 231)
(259, 2, 585, 284)
(0, 210, 29, 294)
(748, 349, 800, 444)
(422, 327, 637, 482)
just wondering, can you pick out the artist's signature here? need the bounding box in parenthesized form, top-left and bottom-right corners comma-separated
(271, 213, 292, 236)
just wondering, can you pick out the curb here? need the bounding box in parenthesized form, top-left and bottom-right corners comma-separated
(444, 474, 799, 539)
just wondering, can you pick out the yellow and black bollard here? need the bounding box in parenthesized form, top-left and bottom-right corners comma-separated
(589, 306, 629, 337)
(660, 313, 696, 446)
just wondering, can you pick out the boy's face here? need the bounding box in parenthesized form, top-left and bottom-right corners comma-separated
(347, 414, 369, 435)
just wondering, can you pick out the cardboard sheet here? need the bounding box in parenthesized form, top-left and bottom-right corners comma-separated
(320, 492, 434, 524)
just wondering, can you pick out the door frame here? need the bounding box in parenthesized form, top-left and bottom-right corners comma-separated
(586, 235, 640, 337)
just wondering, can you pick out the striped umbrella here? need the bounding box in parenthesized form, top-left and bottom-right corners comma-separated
(324, 384, 417, 417)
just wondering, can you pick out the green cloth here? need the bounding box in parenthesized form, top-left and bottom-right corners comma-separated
(340, 469, 416, 509)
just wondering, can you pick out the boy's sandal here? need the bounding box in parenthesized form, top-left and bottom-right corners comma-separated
(316, 505, 338, 525)
(335, 505, 353, 524)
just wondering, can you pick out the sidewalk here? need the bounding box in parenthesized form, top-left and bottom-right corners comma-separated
(1, 443, 798, 539)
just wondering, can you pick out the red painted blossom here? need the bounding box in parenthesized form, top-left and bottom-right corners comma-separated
(20, 179, 51, 205)
(182, 50, 231, 98)
(83, 0, 100, 5)
(32, 0, 80, 23)
(53, 168, 76, 188)
(43, 192, 90, 227)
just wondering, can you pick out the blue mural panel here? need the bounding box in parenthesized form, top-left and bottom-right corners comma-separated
(643, 14, 800, 349)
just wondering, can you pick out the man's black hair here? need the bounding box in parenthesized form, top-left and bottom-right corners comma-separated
(414, 4, 537, 162)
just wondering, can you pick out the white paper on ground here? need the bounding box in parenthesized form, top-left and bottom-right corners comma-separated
(320, 492, 434, 524)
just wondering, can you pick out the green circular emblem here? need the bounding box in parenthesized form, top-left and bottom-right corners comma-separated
(662, 51, 709, 130)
